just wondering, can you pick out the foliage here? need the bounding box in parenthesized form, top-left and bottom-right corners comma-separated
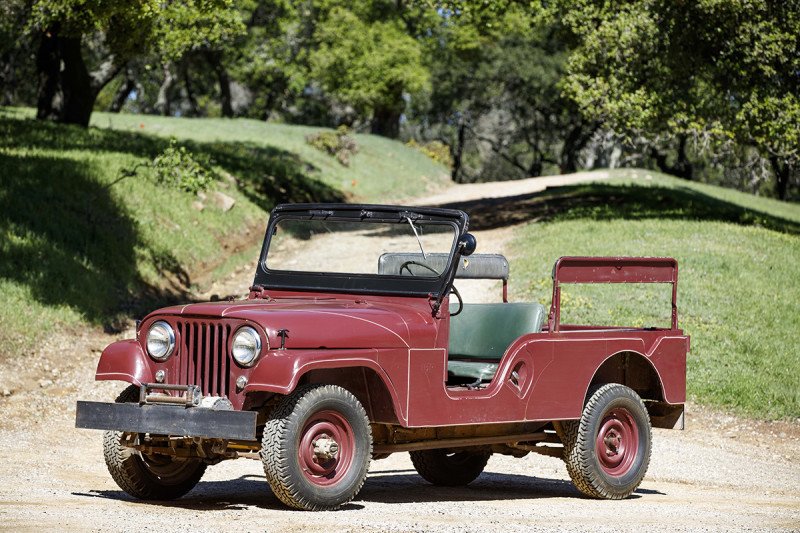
(305, 125, 359, 166)
(309, 6, 429, 137)
(406, 139, 453, 168)
(507, 170, 800, 419)
(407, 3, 595, 182)
(29, 0, 245, 61)
(150, 140, 216, 193)
(4, 0, 800, 201)
(557, 0, 800, 198)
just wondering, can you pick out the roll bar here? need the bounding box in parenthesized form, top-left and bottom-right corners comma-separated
(548, 256, 679, 332)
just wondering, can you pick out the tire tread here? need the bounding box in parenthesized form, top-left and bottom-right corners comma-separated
(560, 383, 651, 500)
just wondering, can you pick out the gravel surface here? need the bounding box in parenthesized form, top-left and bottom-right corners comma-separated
(1, 172, 798, 531)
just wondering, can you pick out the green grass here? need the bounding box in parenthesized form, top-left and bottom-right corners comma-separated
(88, 111, 449, 203)
(0, 107, 448, 351)
(506, 169, 800, 419)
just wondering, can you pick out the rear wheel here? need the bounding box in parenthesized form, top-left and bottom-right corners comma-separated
(560, 383, 651, 499)
(410, 449, 491, 486)
(261, 384, 372, 510)
(103, 385, 206, 500)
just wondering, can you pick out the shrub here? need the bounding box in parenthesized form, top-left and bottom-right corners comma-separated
(406, 139, 453, 168)
(151, 140, 216, 193)
(305, 125, 359, 166)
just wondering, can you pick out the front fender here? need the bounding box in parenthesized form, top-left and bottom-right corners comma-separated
(96, 339, 154, 385)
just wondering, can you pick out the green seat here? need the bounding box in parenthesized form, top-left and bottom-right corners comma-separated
(447, 302, 545, 382)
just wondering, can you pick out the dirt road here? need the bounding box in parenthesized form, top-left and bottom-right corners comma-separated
(1, 171, 799, 531)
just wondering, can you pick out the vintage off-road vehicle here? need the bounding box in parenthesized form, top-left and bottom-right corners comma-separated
(76, 203, 688, 510)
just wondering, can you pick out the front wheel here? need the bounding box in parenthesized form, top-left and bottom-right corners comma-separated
(559, 383, 652, 499)
(103, 385, 206, 500)
(261, 384, 372, 511)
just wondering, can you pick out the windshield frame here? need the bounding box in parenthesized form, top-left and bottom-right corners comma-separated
(254, 203, 469, 298)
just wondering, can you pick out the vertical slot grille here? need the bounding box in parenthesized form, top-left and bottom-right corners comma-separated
(175, 320, 231, 397)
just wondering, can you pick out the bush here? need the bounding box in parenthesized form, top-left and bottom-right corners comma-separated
(406, 139, 453, 168)
(305, 125, 359, 166)
(151, 140, 216, 193)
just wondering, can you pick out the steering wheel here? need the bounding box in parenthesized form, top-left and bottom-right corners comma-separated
(398, 261, 463, 316)
(399, 260, 438, 277)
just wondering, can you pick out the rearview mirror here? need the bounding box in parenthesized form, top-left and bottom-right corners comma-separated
(458, 233, 477, 256)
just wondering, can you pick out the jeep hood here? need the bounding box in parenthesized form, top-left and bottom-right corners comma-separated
(150, 298, 438, 349)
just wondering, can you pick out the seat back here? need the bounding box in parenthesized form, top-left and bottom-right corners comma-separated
(448, 302, 545, 361)
(378, 252, 509, 280)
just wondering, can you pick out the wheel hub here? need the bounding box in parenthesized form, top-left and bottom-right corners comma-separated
(312, 436, 340, 461)
(603, 429, 621, 456)
(298, 410, 355, 487)
(595, 407, 640, 476)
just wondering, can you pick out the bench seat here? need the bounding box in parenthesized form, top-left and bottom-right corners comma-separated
(447, 302, 545, 382)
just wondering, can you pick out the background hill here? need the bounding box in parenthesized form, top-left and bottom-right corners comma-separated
(500, 171, 800, 419)
(0, 108, 449, 350)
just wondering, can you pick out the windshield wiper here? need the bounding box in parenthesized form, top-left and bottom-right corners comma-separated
(401, 212, 427, 259)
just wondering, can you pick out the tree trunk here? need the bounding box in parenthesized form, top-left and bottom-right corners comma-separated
(560, 121, 599, 174)
(770, 157, 792, 200)
(36, 26, 122, 126)
(673, 134, 693, 179)
(36, 26, 62, 121)
(181, 60, 200, 117)
(58, 35, 94, 126)
(155, 62, 176, 116)
(651, 134, 694, 179)
(205, 50, 233, 117)
(110, 67, 136, 112)
(371, 105, 402, 139)
(449, 117, 467, 183)
(528, 155, 543, 177)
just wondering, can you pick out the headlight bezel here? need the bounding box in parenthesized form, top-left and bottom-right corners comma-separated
(146, 320, 176, 361)
(231, 326, 262, 367)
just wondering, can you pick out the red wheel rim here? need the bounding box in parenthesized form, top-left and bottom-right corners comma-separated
(298, 410, 355, 487)
(595, 407, 639, 477)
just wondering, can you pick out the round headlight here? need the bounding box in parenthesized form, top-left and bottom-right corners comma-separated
(232, 326, 262, 367)
(146, 320, 175, 361)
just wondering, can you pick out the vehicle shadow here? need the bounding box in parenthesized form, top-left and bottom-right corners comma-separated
(71, 474, 363, 512)
(72, 469, 662, 511)
(360, 469, 662, 503)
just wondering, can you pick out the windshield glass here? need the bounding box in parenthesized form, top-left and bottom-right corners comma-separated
(265, 218, 458, 278)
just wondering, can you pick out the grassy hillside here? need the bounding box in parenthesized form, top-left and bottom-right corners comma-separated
(506, 170, 800, 419)
(90, 111, 448, 203)
(0, 108, 449, 349)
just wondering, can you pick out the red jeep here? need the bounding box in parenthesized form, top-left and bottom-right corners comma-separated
(76, 203, 687, 510)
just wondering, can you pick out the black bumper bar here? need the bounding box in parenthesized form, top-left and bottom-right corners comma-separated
(75, 401, 258, 441)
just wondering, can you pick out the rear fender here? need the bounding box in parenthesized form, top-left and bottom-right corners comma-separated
(96, 339, 153, 385)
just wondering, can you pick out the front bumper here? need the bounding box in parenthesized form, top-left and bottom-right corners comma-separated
(75, 401, 258, 441)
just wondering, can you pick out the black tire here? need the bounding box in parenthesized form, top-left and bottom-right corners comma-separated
(560, 383, 652, 499)
(261, 384, 372, 511)
(410, 449, 491, 486)
(103, 385, 207, 500)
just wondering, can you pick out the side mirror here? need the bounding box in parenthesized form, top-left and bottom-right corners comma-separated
(458, 233, 477, 256)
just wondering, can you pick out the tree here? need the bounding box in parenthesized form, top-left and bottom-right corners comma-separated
(30, 0, 244, 127)
(411, 3, 595, 182)
(309, 7, 429, 138)
(558, 0, 800, 199)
